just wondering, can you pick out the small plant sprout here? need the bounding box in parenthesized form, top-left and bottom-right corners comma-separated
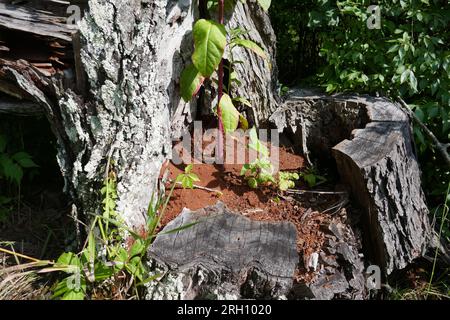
(240, 127, 275, 189)
(278, 171, 300, 191)
(49, 165, 200, 300)
(300, 167, 327, 188)
(177, 164, 200, 189)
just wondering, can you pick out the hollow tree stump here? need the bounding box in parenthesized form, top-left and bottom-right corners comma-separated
(270, 90, 432, 274)
(146, 202, 298, 300)
(332, 97, 431, 274)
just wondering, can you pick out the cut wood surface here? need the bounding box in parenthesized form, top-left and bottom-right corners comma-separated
(271, 91, 432, 274)
(147, 202, 298, 299)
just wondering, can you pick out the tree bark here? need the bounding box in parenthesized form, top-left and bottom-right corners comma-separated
(56, 0, 202, 228)
(0, 0, 279, 229)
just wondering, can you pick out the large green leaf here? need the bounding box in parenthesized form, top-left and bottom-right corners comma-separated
(257, 0, 271, 11)
(219, 94, 240, 133)
(12, 152, 38, 168)
(56, 252, 81, 269)
(232, 38, 267, 60)
(192, 19, 227, 77)
(180, 64, 205, 102)
(0, 155, 23, 185)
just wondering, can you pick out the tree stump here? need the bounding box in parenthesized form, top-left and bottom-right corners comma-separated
(270, 90, 431, 274)
(146, 202, 298, 300)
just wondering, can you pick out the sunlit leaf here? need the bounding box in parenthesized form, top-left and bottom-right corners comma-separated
(192, 19, 227, 77)
(257, 0, 271, 12)
(180, 64, 205, 102)
(232, 38, 267, 60)
(219, 94, 240, 133)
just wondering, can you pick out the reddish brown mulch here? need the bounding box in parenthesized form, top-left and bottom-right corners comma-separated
(159, 140, 346, 284)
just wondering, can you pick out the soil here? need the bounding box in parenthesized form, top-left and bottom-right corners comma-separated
(161, 137, 346, 284)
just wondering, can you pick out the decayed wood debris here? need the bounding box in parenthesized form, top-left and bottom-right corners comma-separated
(0, 0, 87, 115)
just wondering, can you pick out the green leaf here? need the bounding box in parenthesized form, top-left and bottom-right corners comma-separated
(239, 114, 249, 130)
(409, 71, 418, 92)
(188, 173, 200, 182)
(192, 19, 227, 77)
(185, 164, 194, 174)
(232, 38, 267, 60)
(182, 177, 194, 189)
(303, 173, 316, 188)
(12, 152, 38, 168)
(129, 239, 145, 258)
(56, 252, 81, 269)
(240, 164, 250, 176)
(219, 94, 240, 133)
(0, 156, 23, 185)
(233, 97, 252, 108)
(248, 177, 258, 189)
(180, 64, 205, 102)
(53, 275, 86, 300)
(257, 0, 271, 11)
(93, 262, 114, 281)
(400, 69, 410, 84)
(115, 247, 129, 265)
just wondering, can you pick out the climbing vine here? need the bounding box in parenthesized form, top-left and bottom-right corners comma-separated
(180, 0, 271, 161)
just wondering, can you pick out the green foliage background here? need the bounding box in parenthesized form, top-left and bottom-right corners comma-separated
(271, 0, 450, 238)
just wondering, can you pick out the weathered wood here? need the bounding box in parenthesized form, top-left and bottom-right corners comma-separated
(0, 95, 42, 116)
(332, 98, 431, 274)
(146, 202, 298, 300)
(0, 1, 77, 42)
(270, 91, 431, 274)
(291, 210, 366, 300)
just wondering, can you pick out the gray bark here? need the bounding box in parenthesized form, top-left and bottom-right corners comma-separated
(58, 0, 200, 228)
(270, 90, 432, 274)
(146, 202, 298, 300)
(0, 0, 279, 229)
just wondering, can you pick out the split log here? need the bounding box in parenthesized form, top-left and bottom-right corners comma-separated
(146, 202, 298, 300)
(332, 97, 431, 274)
(270, 90, 432, 274)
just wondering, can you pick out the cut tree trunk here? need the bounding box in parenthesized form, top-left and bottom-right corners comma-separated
(0, 0, 279, 229)
(332, 97, 432, 274)
(270, 90, 432, 274)
(146, 202, 298, 300)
